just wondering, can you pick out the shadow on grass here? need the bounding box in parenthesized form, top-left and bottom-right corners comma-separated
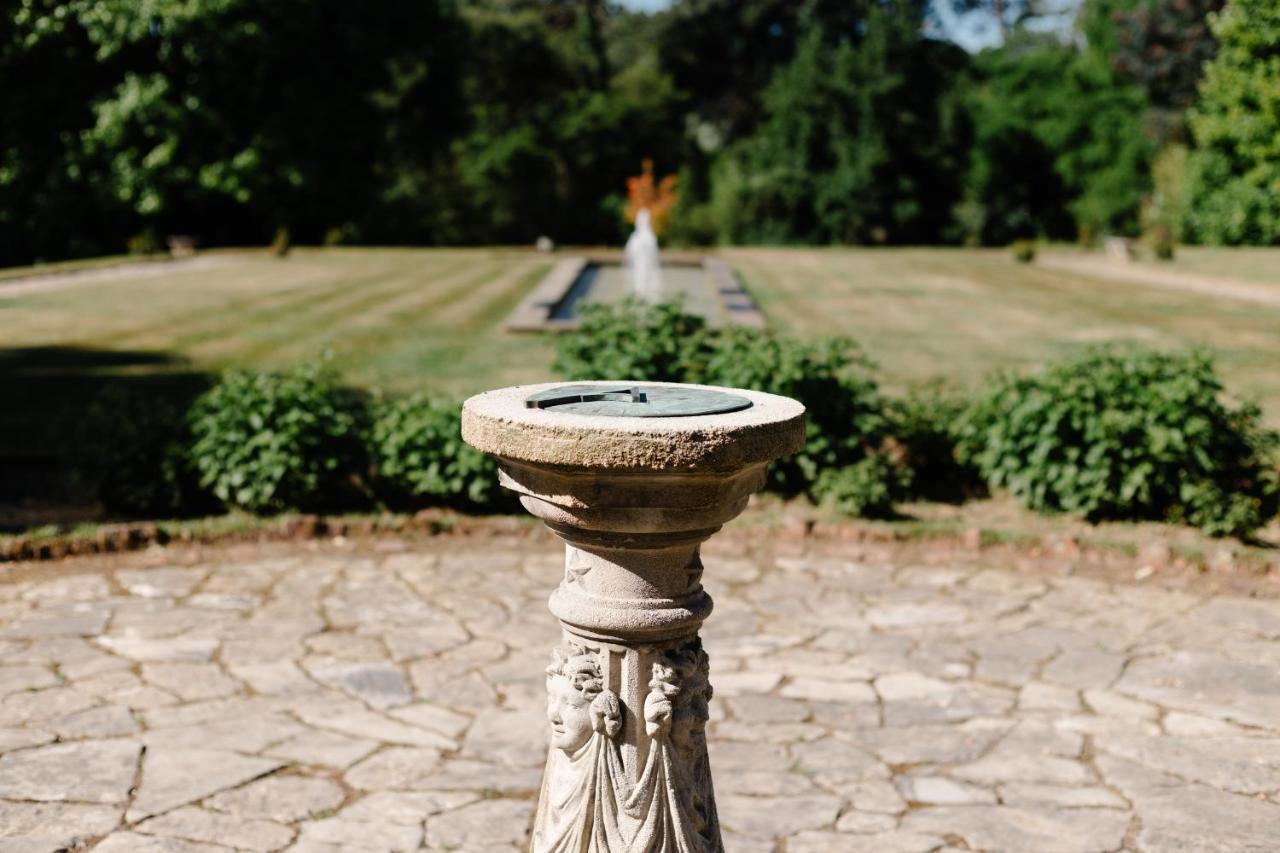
(0, 346, 213, 514)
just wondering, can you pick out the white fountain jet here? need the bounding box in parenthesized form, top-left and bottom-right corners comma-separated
(625, 208, 662, 302)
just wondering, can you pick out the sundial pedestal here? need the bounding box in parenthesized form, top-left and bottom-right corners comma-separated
(462, 382, 804, 853)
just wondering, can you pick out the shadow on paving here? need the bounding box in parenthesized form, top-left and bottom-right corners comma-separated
(0, 346, 212, 521)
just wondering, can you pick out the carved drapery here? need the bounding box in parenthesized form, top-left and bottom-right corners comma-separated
(532, 639, 720, 853)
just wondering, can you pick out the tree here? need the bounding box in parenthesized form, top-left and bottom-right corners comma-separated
(960, 38, 1151, 243)
(710, 4, 972, 245)
(0, 0, 119, 264)
(1186, 0, 1280, 245)
(0, 0, 465, 261)
(1081, 0, 1224, 145)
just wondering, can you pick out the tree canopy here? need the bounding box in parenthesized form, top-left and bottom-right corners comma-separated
(0, 0, 1268, 265)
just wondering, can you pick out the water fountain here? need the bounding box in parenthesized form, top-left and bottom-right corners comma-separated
(624, 208, 662, 302)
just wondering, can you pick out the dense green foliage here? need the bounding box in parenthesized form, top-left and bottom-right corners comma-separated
(52, 322, 1280, 538)
(705, 329, 896, 498)
(711, 11, 972, 244)
(554, 300, 907, 513)
(370, 393, 504, 511)
(1185, 0, 1280, 245)
(553, 300, 714, 383)
(2, 0, 1267, 263)
(957, 350, 1280, 537)
(887, 387, 982, 504)
(960, 41, 1152, 243)
(556, 302, 1280, 534)
(188, 365, 369, 513)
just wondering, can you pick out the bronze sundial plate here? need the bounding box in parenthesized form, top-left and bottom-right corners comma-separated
(525, 383, 753, 418)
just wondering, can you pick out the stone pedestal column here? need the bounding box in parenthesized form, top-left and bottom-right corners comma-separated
(462, 382, 804, 853)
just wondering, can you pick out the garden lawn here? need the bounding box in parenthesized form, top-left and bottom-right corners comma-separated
(724, 246, 1280, 424)
(0, 248, 554, 496)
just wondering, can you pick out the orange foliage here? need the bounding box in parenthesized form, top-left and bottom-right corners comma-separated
(625, 159, 678, 236)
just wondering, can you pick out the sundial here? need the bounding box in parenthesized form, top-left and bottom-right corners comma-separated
(525, 382, 753, 418)
(462, 381, 803, 852)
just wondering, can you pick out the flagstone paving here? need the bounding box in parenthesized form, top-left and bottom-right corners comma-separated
(0, 534, 1278, 851)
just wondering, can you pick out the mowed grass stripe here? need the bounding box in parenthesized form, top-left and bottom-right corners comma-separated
(227, 255, 522, 367)
(309, 257, 531, 370)
(172, 255, 476, 361)
(432, 254, 545, 326)
(184, 256, 485, 365)
(312, 252, 518, 335)
(341, 261, 555, 395)
(85, 258, 358, 352)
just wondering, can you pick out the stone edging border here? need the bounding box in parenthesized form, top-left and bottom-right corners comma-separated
(504, 255, 765, 332)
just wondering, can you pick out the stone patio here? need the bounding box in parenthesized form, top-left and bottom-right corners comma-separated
(0, 532, 1278, 852)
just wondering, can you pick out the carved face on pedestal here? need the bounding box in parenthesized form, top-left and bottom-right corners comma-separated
(546, 646, 608, 754)
(547, 671, 595, 753)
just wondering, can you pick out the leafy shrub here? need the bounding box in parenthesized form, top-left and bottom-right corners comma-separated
(553, 299, 714, 384)
(63, 386, 208, 516)
(705, 328, 895, 498)
(956, 349, 1280, 537)
(1011, 239, 1036, 263)
(888, 385, 982, 503)
(370, 393, 506, 511)
(812, 455, 904, 519)
(554, 300, 904, 514)
(189, 364, 369, 513)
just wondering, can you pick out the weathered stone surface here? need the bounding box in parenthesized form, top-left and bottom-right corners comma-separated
(901, 804, 1130, 852)
(46, 703, 138, 738)
(789, 830, 945, 853)
(127, 748, 283, 822)
(204, 775, 346, 823)
(135, 806, 293, 851)
(1115, 651, 1280, 729)
(293, 704, 456, 750)
(0, 800, 121, 850)
(263, 728, 379, 769)
(98, 635, 219, 662)
(1096, 734, 1280, 795)
(335, 790, 478, 824)
(302, 659, 411, 709)
(3, 521, 1280, 849)
(295, 816, 422, 851)
(716, 794, 842, 838)
(424, 798, 534, 849)
(898, 775, 996, 805)
(1099, 753, 1280, 852)
(93, 831, 231, 852)
(141, 663, 241, 701)
(342, 746, 445, 791)
(118, 568, 206, 599)
(999, 782, 1127, 808)
(0, 739, 139, 803)
(0, 664, 59, 695)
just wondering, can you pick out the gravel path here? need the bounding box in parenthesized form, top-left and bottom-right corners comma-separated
(0, 535, 1277, 851)
(0, 257, 228, 299)
(1038, 252, 1280, 307)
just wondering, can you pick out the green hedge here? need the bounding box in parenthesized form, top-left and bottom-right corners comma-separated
(188, 364, 370, 514)
(59, 322, 1280, 539)
(553, 299, 906, 514)
(956, 349, 1280, 537)
(370, 392, 505, 511)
